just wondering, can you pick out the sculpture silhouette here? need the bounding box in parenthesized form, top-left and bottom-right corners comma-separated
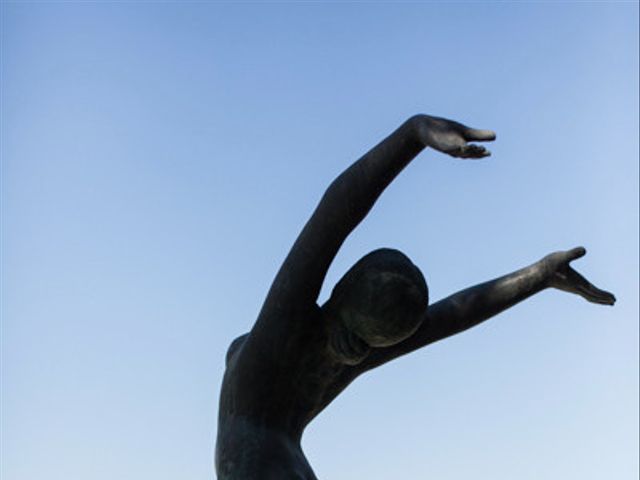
(215, 114, 615, 479)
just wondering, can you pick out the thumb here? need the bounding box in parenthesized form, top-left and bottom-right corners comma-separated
(464, 128, 496, 142)
(566, 246, 587, 261)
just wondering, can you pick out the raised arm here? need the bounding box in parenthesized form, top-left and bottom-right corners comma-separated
(252, 115, 496, 334)
(359, 247, 615, 371)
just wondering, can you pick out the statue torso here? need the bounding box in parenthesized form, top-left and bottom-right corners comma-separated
(215, 306, 357, 479)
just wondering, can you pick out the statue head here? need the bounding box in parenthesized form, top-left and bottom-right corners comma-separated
(324, 249, 428, 364)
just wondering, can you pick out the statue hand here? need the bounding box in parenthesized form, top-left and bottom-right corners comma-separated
(542, 247, 616, 305)
(414, 115, 496, 159)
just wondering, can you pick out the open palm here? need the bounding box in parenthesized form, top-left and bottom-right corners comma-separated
(416, 115, 497, 159)
(544, 247, 616, 305)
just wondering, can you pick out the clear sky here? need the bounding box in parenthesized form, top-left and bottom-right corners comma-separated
(2, 2, 638, 479)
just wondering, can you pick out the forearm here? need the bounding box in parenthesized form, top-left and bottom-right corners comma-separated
(359, 259, 550, 371)
(425, 260, 550, 340)
(314, 116, 426, 245)
(315, 113, 493, 243)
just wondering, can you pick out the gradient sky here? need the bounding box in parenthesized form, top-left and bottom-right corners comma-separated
(2, 2, 638, 479)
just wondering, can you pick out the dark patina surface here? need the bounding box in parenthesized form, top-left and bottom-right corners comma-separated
(215, 115, 615, 479)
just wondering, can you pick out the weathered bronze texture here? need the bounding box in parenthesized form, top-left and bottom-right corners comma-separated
(215, 115, 615, 479)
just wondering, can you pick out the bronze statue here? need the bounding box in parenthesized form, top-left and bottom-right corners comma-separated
(215, 115, 615, 479)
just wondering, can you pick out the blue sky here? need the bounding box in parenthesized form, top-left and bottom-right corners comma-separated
(2, 2, 638, 479)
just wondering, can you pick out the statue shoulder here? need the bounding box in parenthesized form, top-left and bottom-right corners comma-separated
(225, 333, 249, 368)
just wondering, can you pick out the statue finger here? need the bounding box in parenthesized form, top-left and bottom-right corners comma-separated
(464, 128, 496, 142)
(460, 144, 491, 159)
(568, 267, 616, 305)
(577, 283, 616, 305)
(566, 246, 587, 261)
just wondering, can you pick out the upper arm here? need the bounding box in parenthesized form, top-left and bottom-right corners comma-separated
(260, 171, 368, 311)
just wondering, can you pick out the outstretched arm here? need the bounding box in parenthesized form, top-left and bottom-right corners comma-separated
(251, 115, 496, 340)
(359, 247, 615, 371)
